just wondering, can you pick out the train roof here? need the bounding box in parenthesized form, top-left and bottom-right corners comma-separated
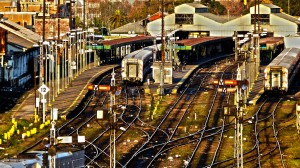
(268, 48, 300, 69)
(123, 44, 161, 60)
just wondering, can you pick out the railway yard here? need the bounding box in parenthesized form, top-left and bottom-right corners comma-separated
(1, 1, 300, 167)
(1, 55, 300, 168)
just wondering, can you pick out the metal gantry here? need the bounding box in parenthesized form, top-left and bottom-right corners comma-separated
(232, 29, 261, 168)
(158, 0, 165, 96)
(110, 69, 116, 168)
(235, 66, 244, 168)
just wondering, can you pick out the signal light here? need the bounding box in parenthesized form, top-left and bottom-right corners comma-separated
(213, 79, 237, 86)
(224, 79, 237, 86)
(87, 84, 94, 90)
(98, 85, 110, 91)
(217, 87, 236, 93)
(87, 84, 111, 91)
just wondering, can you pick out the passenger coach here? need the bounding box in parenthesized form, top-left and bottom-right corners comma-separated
(264, 48, 300, 93)
(121, 44, 160, 85)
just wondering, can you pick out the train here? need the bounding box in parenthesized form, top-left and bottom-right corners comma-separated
(264, 48, 300, 93)
(121, 44, 160, 85)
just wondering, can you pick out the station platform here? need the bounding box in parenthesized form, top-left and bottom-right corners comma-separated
(11, 64, 117, 121)
(247, 71, 265, 105)
(9, 61, 265, 123)
(144, 64, 199, 95)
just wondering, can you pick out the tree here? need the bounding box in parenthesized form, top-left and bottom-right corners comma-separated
(75, 16, 83, 28)
(221, 1, 245, 16)
(272, 0, 300, 16)
(109, 9, 128, 29)
(127, 0, 145, 22)
(207, 1, 226, 15)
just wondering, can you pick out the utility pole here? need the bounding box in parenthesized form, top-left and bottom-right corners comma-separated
(159, 0, 165, 96)
(110, 69, 116, 168)
(57, 0, 61, 95)
(254, 0, 257, 33)
(233, 31, 238, 61)
(235, 65, 243, 168)
(39, 0, 46, 122)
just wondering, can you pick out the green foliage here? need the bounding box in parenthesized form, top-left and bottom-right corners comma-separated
(90, 17, 102, 29)
(75, 16, 83, 28)
(109, 9, 128, 29)
(201, 0, 210, 4)
(272, 0, 300, 16)
(207, 0, 226, 15)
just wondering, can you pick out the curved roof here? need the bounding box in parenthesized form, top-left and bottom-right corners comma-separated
(110, 21, 146, 35)
(123, 44, 161, 61)
(186, 3, 207, 9)
(269, 48, 300, 69)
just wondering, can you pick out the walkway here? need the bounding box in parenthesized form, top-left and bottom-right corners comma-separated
(12, 64, 118, 120)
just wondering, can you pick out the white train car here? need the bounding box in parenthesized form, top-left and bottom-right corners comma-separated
(264, 48, 300, 93)
(121, 44, 160, 84)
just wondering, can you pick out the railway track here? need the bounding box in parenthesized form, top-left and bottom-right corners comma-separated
(211, 96, 294, 168)
(17, 54, 296, 168)
(120, 57, 238, 168)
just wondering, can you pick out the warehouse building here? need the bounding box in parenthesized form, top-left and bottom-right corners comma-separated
(147, 3, 300, 38)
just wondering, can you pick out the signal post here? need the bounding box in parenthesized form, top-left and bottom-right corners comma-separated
(213, 67, 248, 168)
(87, 70, 122, 168)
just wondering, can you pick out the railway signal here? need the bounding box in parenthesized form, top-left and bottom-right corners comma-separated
(213, 79, 237, 86)
(214, 79, 248, 93)
(87, 84, 111, 91)
(87, 84, 122, 96)
(217, 87, 236, 93)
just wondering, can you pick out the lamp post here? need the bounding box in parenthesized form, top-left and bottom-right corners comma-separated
(92, 43, 97, 67)
(33, 43, 42, 123)
(77, 31, 82, 74)
(71, 29, 79, 77)
(77, 29, 83, 75)
(62, 39, 68, 91)
(43, 41, 50, 110)
(68, 33, 75, 85)
(50, 40, 55, 103)
(87, 32, 94, 69)
(56, 43, 63, 96)
(83, 31, 87, 71)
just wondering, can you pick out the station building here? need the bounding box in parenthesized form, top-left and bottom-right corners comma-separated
(0, 17, 40, 89)
(147, 3, 300, 38)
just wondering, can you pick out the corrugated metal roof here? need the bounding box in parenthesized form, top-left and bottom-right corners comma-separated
(110, 21, 146, 34)
(186, 3, 207, 9)
(8, 33, 35, 48)
(102, 36, 154, 46)
(198, 13, 228, 23)
(262, 3, 280, 9)
(259, 37, 283, 45)
(176, 37, 228, 46)
(273, 13, 300, 24)
(269, 48, 300, 68)
(0, 18, 41, 44)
